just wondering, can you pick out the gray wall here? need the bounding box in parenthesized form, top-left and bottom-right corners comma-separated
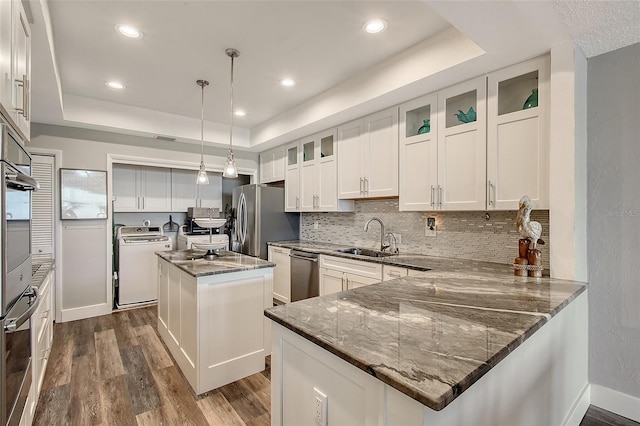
(587, 42, 640, 398)
(302, 199, 550, 266)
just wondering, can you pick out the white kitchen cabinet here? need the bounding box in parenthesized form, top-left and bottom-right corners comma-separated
(399, 94, 438, 211)
(259, 145, 285, 183)
(269, 246, 291, 303)
(319, 255, 382, 295)
(284, 142, 300, 212)
(437, 76, 487, 211)
(171, 168, 222, 212)
(113, 164, 172, 212)
(487, 55, 550, 210)
(0, 0, 30, 141)
(338, 107, 398, 199)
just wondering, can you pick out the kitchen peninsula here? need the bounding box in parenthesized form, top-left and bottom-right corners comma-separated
(265, 243, 588, 425)
(156, 249, 274, 394)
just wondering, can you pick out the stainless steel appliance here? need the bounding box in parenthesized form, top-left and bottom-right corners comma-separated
(1, 121, 39, 426)
(289, 250, 319, 301)
(232, 184, 299, 260)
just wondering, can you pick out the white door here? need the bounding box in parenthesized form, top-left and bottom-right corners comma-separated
(0, 0, 12, 113)
(363, 107, 398, 197)
(140, 166, 171, 211)
(437, 76, 487, 211)
(12, 1, 30, 139)
(31, 155, 55, 260)
(285, 143, 300, 212)
(337, 119, 364, 199)
(400, 137, 438, 211)
(300, 138, 317, 211)
(319, 268, 344, 296)
(171, 168, 198, 211)
(345, 273, 380, 290)
(113, 164, 140, 211)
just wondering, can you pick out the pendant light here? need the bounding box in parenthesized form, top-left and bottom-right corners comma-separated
(223, 48, 239, 178)
(196, 79, 210, 184)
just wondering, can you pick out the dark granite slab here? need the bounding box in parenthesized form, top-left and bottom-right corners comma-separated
(264, 268, 586, 411)
(156, 249, 274, 277)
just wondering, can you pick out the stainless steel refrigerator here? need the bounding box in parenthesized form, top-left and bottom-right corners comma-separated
(232, 184, 299, 259)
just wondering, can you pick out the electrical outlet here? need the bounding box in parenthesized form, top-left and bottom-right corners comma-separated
(313, 221, 319, 230)
(313, 388, 327, 426)
(425, 217, 436, 237)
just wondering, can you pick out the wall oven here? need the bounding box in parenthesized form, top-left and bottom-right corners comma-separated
(1, 121, 39, 425)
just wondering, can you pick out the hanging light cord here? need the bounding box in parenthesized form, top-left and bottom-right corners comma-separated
(228, 52, 235, 153)
(201, 81, 205, 159)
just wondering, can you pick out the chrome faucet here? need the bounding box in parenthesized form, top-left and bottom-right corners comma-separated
(364, 217, 389, 252)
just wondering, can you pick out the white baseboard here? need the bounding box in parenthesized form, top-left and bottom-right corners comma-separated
(590, 383, 640, 423)
(563, 383, 590, 426)
(60, 303, 111, 322)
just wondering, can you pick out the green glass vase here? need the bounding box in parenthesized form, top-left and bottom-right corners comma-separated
(417, 119, 430, 135)
(523, 89, 538, 109)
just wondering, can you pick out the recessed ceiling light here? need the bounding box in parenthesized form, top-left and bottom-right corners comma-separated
(234, 110, 246, 117)
(280, 78, 295, 87)
(116, 24, 143, 39)
(106, 81, 125, 90)
(363, 19, 387, 34)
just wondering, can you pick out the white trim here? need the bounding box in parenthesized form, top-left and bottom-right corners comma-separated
(106, 152, 257, 176)
(27, 147, 64, 323)
(562, 383, 590, 426)
(60, 303, 111, 323)
(590, 384, 640, 423)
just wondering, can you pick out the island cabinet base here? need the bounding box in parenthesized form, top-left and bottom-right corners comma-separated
(157, 258, 272, 395)
(270, 292, 588, 426)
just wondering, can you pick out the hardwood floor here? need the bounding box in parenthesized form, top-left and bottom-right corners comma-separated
(34, 306, 271, 425)
(35, 306, 639, 426)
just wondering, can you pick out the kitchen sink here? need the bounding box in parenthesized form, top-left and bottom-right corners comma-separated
(336, 247, 396, 258)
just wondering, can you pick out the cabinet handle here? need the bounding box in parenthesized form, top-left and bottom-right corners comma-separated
(364, 178, 369, 194)
(488, 181, 495, 206)
(341, 276, 345, 291)
(430, 185, 435, 208)
(14, 75, 28, 119)
(438, 186, 443, 207)
(360, 178, 364, 195)
(295, 196, 299, 209)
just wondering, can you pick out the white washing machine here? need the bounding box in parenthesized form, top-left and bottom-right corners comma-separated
(176, 225, 229, 250)
(117, 226, 172, 308)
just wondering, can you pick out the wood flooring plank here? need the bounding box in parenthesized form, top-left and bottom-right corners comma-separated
(41, 323, 74, 390)
(99, 375, 137, 426)
(71, 318, 96, 358)
(120, 346, 162, 415)
(246, 412, 270, 426)
(95, 329, 126, 380)
(581, 406, 640, 426)
(238, 372, 271, 412)
(33, 383, 71, 426)
(219, 380, 268, 424)
(196, 392, 245, 426)
(135, 404, 182, 426)
(151, 366, 210, 425)
(113, 311, 139, 348)
(67, 354, 103, 425)
(93, 312, 115, 332)
(135, 324, 173, 370)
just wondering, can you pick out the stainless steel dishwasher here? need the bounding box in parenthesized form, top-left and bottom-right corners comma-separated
(289, 250, 319, 301)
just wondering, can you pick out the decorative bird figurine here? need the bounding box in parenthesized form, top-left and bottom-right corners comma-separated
(516, 196, 545, 249)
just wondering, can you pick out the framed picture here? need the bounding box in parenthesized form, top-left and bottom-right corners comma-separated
(60, 169, 108, 220)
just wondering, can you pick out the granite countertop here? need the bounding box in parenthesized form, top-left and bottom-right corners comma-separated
(264, 240, 587, 410)
(269, 240, 511, 274)
(157, 249, 275, 277)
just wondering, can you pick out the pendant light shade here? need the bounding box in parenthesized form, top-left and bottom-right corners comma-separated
(196, 79, 210, 184)
(222, 48, 239, 178)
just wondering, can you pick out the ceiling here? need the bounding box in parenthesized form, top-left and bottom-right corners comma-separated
(28, 1, 640, 152)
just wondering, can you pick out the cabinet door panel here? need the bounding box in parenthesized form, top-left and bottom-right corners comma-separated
(320, 268, 344, 296)
(400, 137, 438, 211)
(285, 165, 300, 212)
(270, 247, 291, 303)
(0, 0, 12, 112)
(346, 273, 380, 290)
(439, 129, 485, 210)
(113, 165, 139, 211)
(141, 166, 172, 211)
(318, 156, 337, 211)
(337, 120, 364, 199)
(273, 146, 286, 181)
(12, 2, 30, 139)
(171, 169, 198, 211)
(259, 152, 271, 183)
(364, 108, 398, 197)
(300, 162, 316, 211)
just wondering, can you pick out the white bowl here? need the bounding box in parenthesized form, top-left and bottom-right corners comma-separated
(194, 218, 227, 229)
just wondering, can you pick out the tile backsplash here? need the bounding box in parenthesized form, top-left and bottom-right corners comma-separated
(300, 199, 550, 266)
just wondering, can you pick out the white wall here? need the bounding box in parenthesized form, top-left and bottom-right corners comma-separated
(587, 42, 640, 409)
(27, 123, 259, 321)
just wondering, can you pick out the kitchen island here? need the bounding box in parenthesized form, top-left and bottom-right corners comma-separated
(265, 244, 588, 425)
(156, 249, 274, 394)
